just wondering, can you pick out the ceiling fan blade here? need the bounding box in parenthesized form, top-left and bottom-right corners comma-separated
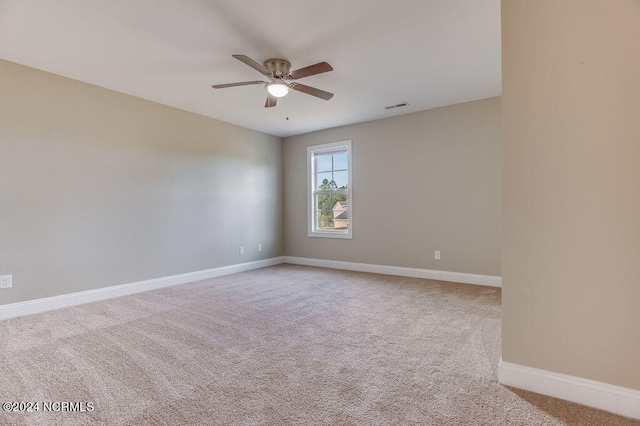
(289, 62, 333, 80)
(232, 54, 270, 76)
(211, 80, 264, 89)
(265, 94, 278, 108)
(291, 83, 334, 100)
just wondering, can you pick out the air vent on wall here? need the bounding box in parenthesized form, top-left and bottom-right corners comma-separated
(384, 102, 410, 110)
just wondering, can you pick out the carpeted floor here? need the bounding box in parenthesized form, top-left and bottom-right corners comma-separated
(0, 265, 638, 425)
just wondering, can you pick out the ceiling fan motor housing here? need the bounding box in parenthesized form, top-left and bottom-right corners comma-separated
(264, 59, 292, 78)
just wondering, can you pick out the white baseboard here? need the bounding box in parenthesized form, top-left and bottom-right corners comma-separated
(0, 256, 499, 321)
(283, 256, 502, 287)
(0, 257, 285, 321)
(498, 359, 640, 420)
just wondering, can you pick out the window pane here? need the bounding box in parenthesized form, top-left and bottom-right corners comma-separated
(315, 193, 332, 212)
(333, 217, 349, 230)
(316, 155, 332, 172)
(333, 153, 348, 171)
(316, 211, 334, 230)
(332, 198, 349, 230)
(314, 196, 349, 232)
(333, 170, 348, 189)
(333, 194, 348, 206)
(316, 172, 335, 190)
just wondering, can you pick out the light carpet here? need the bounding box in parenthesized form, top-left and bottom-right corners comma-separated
(0, 265, 637, 425)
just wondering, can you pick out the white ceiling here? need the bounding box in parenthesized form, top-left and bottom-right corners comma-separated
(0, 0, 501, 138)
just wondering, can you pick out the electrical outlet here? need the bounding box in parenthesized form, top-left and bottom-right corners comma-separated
(239, 246, 245, 255)
(257, 243, 262, 252)
(434, 250, 441, 260)
(0, 275, 12, 289)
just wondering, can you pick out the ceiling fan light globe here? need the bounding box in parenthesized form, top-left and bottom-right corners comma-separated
(267, 82, 289, 98)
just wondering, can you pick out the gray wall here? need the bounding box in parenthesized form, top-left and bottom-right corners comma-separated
(283, 97, 502, 277)
(0, 59, 283, 305)
(502, 0, 640, 390)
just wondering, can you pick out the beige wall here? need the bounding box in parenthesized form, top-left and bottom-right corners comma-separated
(0, 59, 282, 305)
(283, 97, 502, 277)
(502, 1, 640, 390)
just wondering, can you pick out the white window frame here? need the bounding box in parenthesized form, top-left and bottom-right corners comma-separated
(307, 140, 353, 239)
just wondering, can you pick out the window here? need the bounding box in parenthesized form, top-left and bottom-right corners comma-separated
(307, 140, 352, 238)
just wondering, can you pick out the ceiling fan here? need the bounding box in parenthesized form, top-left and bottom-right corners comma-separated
(212, 55, 334, 108)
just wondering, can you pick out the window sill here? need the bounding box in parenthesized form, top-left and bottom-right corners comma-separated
(308, 231, 352, 239)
